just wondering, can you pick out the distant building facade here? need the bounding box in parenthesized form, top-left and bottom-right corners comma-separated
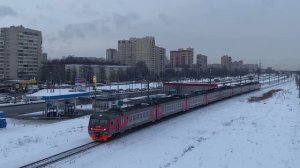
(106, 48, 118, 63)
(242, 64, 259, 72)
(117, 36, 165, 75)
(155, 46, 166, 75)
(208, 64, 222, 69)
(0, 25, 42, 80)
(232, 60, 243, 71)
(221, 55, 232, 71)
(118, 40, 134, 65)
(170, 48, 194, 69)
(196, 54, 208, 71)
(41, 53, 47, 64)
(65, 64, 131, 83)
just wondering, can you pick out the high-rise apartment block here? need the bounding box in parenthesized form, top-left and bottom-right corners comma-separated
(0, 26, 42, 80)
(106, 48, 118, 63)
(155, 46, 166, 75)
(170, 48, 194, 68)
(196, 54, 208, 71)
(118, 36, 165, 75)
(118, 40, 134, 65)
(221, 55, 232, 71)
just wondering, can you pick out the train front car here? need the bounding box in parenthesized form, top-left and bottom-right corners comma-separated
(88, 113, 112, 141)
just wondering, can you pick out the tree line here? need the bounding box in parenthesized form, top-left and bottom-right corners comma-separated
(39, 56, 255, 84)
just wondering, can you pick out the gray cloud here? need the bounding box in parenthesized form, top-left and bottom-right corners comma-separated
(59, 22, 97, 39)
(59, 13, 141, 40)
(113, 12, 140, 28)
(0, 5, 17, 17)
(58, 17, 111, 39)
(158, 13, 171, 25)
(260, 0, 277, 7)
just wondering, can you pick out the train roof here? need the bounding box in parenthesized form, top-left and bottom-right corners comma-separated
(163, 82, 218, 88)
(90, 111, 120, 120)
(91, 102, 154, 119)
(190, 81, 260, 96)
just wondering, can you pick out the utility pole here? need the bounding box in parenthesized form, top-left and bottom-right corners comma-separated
(269, 73, 271, 86)
(298, 78, 300, 98)
(209, 68, 212, 84)
(147, 80, 150, 99)
(297, 74, 300, 98)
(240, 75, 242, 85)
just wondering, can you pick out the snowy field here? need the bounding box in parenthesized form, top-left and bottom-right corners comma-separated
(0, 80, 299, 168)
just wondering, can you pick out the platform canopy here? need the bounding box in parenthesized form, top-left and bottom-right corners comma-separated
(26, 89, 89, 100)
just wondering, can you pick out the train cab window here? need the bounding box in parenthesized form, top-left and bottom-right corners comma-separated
(91, 119, 107, 125)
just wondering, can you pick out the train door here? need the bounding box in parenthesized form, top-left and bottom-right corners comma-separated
(108, 119, 118, 133)
(118, 115, 128, 132)
(156, 104, 163, 120)
(150, 106, 157, 122)
(203, 94, 208, 105)
(183, 98, 189, 111)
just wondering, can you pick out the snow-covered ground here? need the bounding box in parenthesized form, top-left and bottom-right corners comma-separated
(0, 80, 299, 168)
(0, 116, 92, 167)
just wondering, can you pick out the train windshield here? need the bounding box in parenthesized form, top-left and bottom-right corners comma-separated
(90, 119, 107, 125)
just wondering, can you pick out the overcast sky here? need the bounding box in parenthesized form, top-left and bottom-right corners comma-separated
(1, 0, 299, 70)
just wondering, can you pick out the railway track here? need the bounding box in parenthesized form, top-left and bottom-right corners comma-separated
(19, 77, 291, 168)
(20, 142, 101, 168)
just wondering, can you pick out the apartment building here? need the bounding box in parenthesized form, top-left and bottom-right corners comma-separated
(221, 55, 232, 71)
(196, 54, 208, 71)
(0, 26, 42, 80)
(118, 36, 165, 75)
(155, 46, 166, 75)
(170, 48, 194, 69)
(106, 48, 118, 63)
(118, 40, 135, 65)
